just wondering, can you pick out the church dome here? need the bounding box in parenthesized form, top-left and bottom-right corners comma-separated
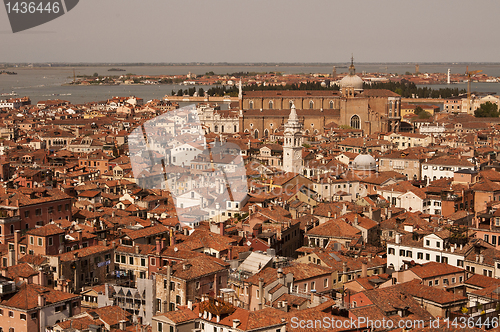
(339, 56, 364, 91)
(353, 153, 376, 171)
(340, 74, 364, 90)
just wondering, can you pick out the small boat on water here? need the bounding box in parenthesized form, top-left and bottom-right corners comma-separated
(0, 91, 18, 97)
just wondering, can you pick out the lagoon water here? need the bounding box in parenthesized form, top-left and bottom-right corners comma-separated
(0, 64, 499, 104)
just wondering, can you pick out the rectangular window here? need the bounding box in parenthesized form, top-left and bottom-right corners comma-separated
(9, 311, 13, 317)
(48, 237, 53, 246)
(24, 210, 30, 218)
(457, 260, 464, 267)
(417, 252, 423, 259)
(115, 254, 120, 263)
(35, 208, 42, 216)
(158, 322, 163, 332)
(485, 234, 490, 243)
(65, 204, 70, 211)
(121, 256, 125, 264)
(141, 258, 146, 267)
(30, 236, 34, 245)
(48, 207, 53, 214)
(151, 258, 156, 266)
(493, 236, 497, 245)
(425, 253, 430, 260)
(58, 205, 62, 212)
(38, 238, 42, 246)
(31, 312, 37, 320)
(20, 314, 26, 320)
(129, 257, 133, 265)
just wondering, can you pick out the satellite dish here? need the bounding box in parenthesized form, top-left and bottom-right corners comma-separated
(246, 241, 251, 246)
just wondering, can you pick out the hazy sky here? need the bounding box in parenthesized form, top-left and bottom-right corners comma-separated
(1, 0, 499, 63)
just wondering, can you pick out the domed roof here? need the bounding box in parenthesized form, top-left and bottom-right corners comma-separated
(353, 153, 376, 171)
(340, 75, 364, 90)
(340, 56, 363, 91)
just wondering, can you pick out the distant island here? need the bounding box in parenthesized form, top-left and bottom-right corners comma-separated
(0, 70, 17, 75)
(108, 68, 126, 72)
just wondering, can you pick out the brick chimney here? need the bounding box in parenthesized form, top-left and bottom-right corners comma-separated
(156, 237, 161, 255)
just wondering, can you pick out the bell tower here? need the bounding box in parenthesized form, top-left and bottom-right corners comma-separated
(283, 103, 303, 174)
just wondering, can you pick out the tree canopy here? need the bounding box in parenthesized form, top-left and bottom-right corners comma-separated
(474, 102, 499, 117)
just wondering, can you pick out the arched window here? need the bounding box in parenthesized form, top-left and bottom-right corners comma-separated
(214, 125, 218, 133)
(249, 101, 254, 109)
(10, 225, 14, 234)
(289, 100, 293, 108)
(221, 125, 224, 132)
(309, 100, 314, 109)
(264, 129, 269, 138)
(350, 115, 360, 129)
(254, 130, 259, 139)
(244, 129, 249, 133)
(329, 100, 334, 109)
(269, 101, 274, 109)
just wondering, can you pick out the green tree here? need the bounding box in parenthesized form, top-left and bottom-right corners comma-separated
(414, 106, 424, 115)
(93, 72, 99, 77)
(198, 88, 205, 97)
(177, 89, 183, 96)
(474, 101, 499, 117)
(418, 111, 432, 119)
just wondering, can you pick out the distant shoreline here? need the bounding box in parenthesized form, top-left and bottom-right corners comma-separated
(2, 62, 500, 68)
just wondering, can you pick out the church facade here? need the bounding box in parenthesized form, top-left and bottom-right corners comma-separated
(238, 60, 402, 138)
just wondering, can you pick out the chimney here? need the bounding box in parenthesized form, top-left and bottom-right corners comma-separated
(14, 230, 20, 265)
(38, 294, 46, 307)
(165, 263, 171, 312)
(76, 230, 82, 242)
(232, 319, 241, 328)
(183, 227, 188, 236)
(135, 246, 139, 254)
(277, 268, 284, 285)
(102, 239, 107, 246)
(479, 254, 484, 264)
(328, 211, 331, 218)
(156, 237, 161, 255)
(220, 221, 225, 236)
(258, 278, 264, 310)
(7, 249, 14, 267)
(388, 209, 393, 220)
(161, 237, 167, 249)
(119, 320, 126, 330)
(39, 270, 46, 286)
(228, 247, 233, 261)
(361, 261, 368, 278)
(354, 215, 358, 226)
(476, 255, 479, 263)
(187, 300, 193, 310)
(395, 234, 401, 244)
